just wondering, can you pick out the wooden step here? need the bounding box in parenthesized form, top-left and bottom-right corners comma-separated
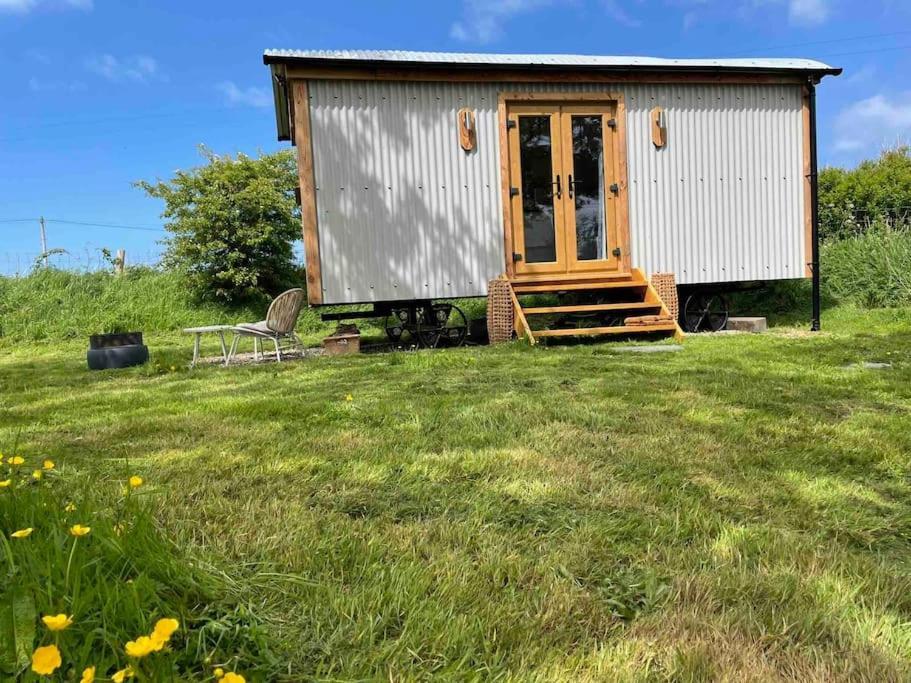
(523, 302, 661, 315)
(532, 323, 678, 339)
(509, 271, 633, 285)
(512, 279, 647, 294)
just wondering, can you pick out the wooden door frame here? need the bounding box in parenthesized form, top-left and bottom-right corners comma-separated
(499, 91, 632, 279)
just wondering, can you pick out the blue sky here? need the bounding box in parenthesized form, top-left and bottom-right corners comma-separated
(1, 0, 909, 272)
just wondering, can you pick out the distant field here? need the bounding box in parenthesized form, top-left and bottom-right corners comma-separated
(1, 307, 910, 681)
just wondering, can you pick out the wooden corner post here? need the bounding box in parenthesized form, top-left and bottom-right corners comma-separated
(291, 79, 323, 305)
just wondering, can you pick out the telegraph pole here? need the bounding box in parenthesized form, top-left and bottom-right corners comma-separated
(39, 216, 48, 267)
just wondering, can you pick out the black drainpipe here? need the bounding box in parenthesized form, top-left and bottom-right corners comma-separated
(808, 81, 821, 331)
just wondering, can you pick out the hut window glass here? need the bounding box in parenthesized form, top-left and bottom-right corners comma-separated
(570, 115, 605, 261)
(519, 116, 558, 264)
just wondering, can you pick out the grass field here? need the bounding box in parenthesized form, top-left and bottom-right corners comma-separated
(2, 306, 910, 681)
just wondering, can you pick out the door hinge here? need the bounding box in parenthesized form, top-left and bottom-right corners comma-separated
(609, 183, 620, 194)
(512, 252, 523, 262)
(607, 118, 617, 129)
(506, 120, 517, 130)
(509, 187, 520, 197)
(612, 247, 622, 258)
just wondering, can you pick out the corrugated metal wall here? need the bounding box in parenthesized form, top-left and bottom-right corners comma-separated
(308, 80, 805, 304)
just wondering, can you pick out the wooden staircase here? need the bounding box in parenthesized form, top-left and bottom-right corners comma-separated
(507, 268, 684, 344)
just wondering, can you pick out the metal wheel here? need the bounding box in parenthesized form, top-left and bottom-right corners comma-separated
(683, 292, 729, 332)
(416, 303, 469, 348)
(384, 308, 417, 345)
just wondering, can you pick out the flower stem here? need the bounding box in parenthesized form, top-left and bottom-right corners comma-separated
(64, 536, 79, 589)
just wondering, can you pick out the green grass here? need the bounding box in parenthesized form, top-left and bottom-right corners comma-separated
(1, 306, 910, 681)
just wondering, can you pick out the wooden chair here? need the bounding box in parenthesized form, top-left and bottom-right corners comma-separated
(228, 288, 305, 363)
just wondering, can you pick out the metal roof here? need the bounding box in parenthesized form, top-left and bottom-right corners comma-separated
(263, 49, 840, 75)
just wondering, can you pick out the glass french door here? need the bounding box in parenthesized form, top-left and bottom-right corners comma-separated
(506, 101, 624, 276)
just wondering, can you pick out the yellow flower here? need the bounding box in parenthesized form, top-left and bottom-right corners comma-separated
(31, 644, 62, 676)
(214, 668, 225, 678)
(81, 666, 96, 683)
(43, 459, 55, 471)
(32, 469, 43, 480)
(64, 502, 77, 512)
(125, 635, 157, 658)
(11, 528, 33, 539)
(0, 480, 11, 488)
(70, 524, 91, 537)
(129, 475, 143, 489)
(41, 613, 73, 631)
(150, 617, 180, 650)
(112, 666, 134, 682)
(221, 674, 245, 683)
(8, 456, 24, 466)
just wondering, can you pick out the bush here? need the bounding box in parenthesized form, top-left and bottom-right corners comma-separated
(821, 220, 911, 308)
(819, 146, 911, 241)
(0, 453, 272, 680)
(136, 148, 301, 304)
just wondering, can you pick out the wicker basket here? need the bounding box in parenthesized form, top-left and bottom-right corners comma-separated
(487, 277, 514, 344)
(650, 272, 679, 321)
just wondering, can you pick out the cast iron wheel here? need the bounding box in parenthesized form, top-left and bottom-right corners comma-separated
(416, 303, 469, 348)
(384, 308, 417, 345)
(683, 293, 729, 332)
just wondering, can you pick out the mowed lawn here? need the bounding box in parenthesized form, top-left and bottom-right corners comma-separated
(2, 307, 910, 681)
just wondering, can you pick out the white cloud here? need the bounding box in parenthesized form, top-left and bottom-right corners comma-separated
(85, 54, 161, 83)
(0, 0, 91, 12)
(737, 0, 830, 26)
(28, 76, 85, 92)
(833, 93, 911, 156)
(216, 81, 272, 108)
(787, 0, 829, 25)
(450, 0, 555, 43)
(603, 0, 642, 27)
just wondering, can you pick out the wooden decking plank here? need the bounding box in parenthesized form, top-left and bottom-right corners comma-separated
(512, 280, 647, 294)
(523, 302, 661, 315)
(532, 323, 678, 338)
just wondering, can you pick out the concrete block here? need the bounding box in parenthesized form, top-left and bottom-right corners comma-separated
(725, 317, 767, 333)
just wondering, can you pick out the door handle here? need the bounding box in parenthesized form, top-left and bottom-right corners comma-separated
(553, 175, 562, 199)
(567, 174, 574, 199)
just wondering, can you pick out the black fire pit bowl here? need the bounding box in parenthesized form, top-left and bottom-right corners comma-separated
(87, 332, 149, 370)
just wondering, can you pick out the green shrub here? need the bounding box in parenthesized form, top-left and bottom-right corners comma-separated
(136, 148, 301, 304)
(819, 146, 911, 241)
(0, 453, 272, 681)
(821, 220, 911, 308)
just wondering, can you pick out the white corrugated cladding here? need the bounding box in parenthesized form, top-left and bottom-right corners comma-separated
(308, 80, 805, 304)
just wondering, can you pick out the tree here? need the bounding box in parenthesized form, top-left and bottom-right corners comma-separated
(136, 147, 300, 303)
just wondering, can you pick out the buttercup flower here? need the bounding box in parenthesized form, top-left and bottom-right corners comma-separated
(11, 528, 33, 539)
(42, 614, 73, 631)
(31, 644, 62, 676)
(64, 502, 76, 512)
(43, 459, 55, 470)
(70, 524, 91, 537)
(0, 480, 11, 488)
(221, 674, 245, 683)
(32, 470, 43, 480)
(8, 456, 24, 466)
(345, 394, 353, 401)
(150, 617, 180, 649)
(125, 635, 157, 658)
(112, 666, 134, 682)
(129, 475, 143, 489)
(81, 666, 96, 683)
